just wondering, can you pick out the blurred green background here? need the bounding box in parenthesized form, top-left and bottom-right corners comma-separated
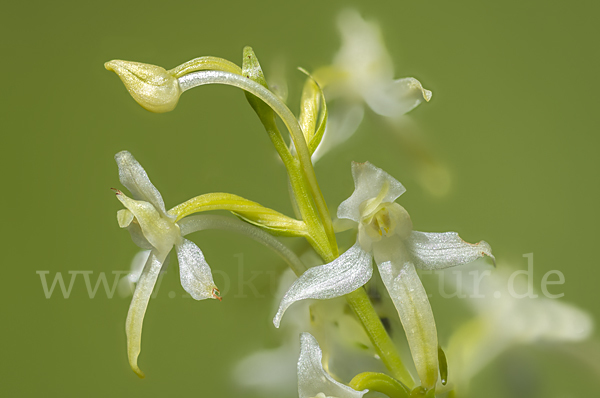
(3, 0, 599, 397)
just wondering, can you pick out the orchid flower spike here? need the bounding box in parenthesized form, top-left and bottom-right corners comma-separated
(113, 150, 220, 378)
(274, 161, 494, 390)
(297, 333, 367, 398)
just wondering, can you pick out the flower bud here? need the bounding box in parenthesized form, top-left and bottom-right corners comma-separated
(105, 60, 181, 113)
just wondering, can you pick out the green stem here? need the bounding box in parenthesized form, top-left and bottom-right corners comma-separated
(178, 71, 337, 254)
(286, 158, 330, 259)
(345, 288, 416, 389)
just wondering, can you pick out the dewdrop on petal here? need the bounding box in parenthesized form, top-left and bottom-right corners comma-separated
(105, 60, 181, 113)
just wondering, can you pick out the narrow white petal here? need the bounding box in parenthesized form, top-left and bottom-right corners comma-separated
(378, 261, 439, 389)
(298, 333, 367, 398)
(273, 243, 373, 328)
(115, 151, 170, 217)
(407, 231, 495, 270)
(337, 162, 406, 222)
(125, 250, 167, 378)
(176, 238, 219, 300)
(312, 103, 364, 163)
(364, 78, 432, 117)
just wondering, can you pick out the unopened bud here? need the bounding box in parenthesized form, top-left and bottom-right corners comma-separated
(105, 60, 181, 113)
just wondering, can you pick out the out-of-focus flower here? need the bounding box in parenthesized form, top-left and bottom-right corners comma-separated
(317, 9, 431, 118)
(273, 161, 494, 389)
(234, 267, 381, 397)
(311, 10, 450, 199)
(439, 262, 594, 394)
(312, 9, 431, 162)
(234, 269, 306, 397)
(113, 150, 220, 377)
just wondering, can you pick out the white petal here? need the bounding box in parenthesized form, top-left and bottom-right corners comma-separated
(125, 250, 167, 378)
(364, 78, 432, 117)
(176, 238, 219, 300)
(337, 162, 406, 222)
(312, 103, 364, 163)
(406, 231, 495, 270)
(298, 333, 367, 398)
(115, 151, 170, 218)
(378, 261, 439, 389)
(273, 243, 373, 328)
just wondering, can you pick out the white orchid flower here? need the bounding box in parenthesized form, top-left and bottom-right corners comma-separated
(313, 10, 431, 162)
(440, 262, 593, 394)
(297, 333, 367, 398)
(274, 161, 494, 390)
(113, 150, 220, 377)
